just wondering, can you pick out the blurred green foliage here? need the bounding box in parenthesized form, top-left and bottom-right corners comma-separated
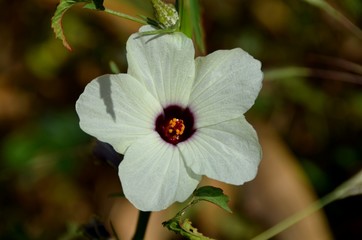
(0, 0, 361, 239)
(2, 111, 88, 173)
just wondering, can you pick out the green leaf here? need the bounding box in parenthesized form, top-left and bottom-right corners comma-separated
(189, 0, 205, 54)
(163, 186, 231, 239)
(193, 186, 232, 213)
(51, 0, 104, 50)
(178, 0, 193, 38)
(177, 0, 205, 53)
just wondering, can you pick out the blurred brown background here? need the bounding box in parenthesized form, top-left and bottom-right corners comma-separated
(0, 0, 361, 239)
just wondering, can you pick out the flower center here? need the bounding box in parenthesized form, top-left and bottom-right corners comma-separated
(155, 105, 195, 145)
(165, 118, 185, 141)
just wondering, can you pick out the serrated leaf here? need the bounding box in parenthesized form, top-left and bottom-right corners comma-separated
(51, 0, 88, 50)
(51, 0, 104, 50)
(193, 186, 232, 213)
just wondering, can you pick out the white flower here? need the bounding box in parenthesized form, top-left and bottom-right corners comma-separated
(76, 26, 263, 211)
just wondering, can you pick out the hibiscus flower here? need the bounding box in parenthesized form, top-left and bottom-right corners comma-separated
(76, 26, 263, 211)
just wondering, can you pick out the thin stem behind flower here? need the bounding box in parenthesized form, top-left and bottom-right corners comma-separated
(132, 211, 151, 240)
(304, 0, 362, 40)
(104, 8, 147, 25)
(251, 192, 338, 240)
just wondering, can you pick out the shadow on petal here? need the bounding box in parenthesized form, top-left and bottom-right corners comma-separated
(98, 75, 116, 121)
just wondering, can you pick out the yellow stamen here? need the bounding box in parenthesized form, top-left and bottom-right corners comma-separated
(166, 118, 185, 140)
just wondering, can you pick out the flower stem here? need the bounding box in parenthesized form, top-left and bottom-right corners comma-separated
(132, 211, 151, 240)
(104, 9, 147, 25)
(251, 192, 338, 240)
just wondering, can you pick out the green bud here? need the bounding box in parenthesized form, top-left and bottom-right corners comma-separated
(151, 0, 179, 29)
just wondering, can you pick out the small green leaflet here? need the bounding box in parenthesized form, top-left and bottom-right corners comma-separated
(193, 186, 232, 213)
(51, 0, 104, 51)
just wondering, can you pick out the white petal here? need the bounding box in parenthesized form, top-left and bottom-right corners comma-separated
(76, 74, 162, 154)
(126, 26, 195, 107)
(189, 49, 263, 127)
(178, 117, 262, 185)
(119, 132, 201, 211)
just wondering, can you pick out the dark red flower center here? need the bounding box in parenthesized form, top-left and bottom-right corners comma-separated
(155, 105, 195, 145)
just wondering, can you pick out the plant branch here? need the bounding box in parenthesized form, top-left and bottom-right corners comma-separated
(104, 8, 147, 25)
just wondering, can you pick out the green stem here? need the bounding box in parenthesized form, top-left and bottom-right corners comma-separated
(304, 0, 362, 40)
(251, 192, 338, 240)
(132, 211, 151, 240)
(104, 8, 147, 25)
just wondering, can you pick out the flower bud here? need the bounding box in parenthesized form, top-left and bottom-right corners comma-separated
(151, 0, 179, 28)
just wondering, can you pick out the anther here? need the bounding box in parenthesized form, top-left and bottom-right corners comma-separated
(165, 118, 185, 141)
